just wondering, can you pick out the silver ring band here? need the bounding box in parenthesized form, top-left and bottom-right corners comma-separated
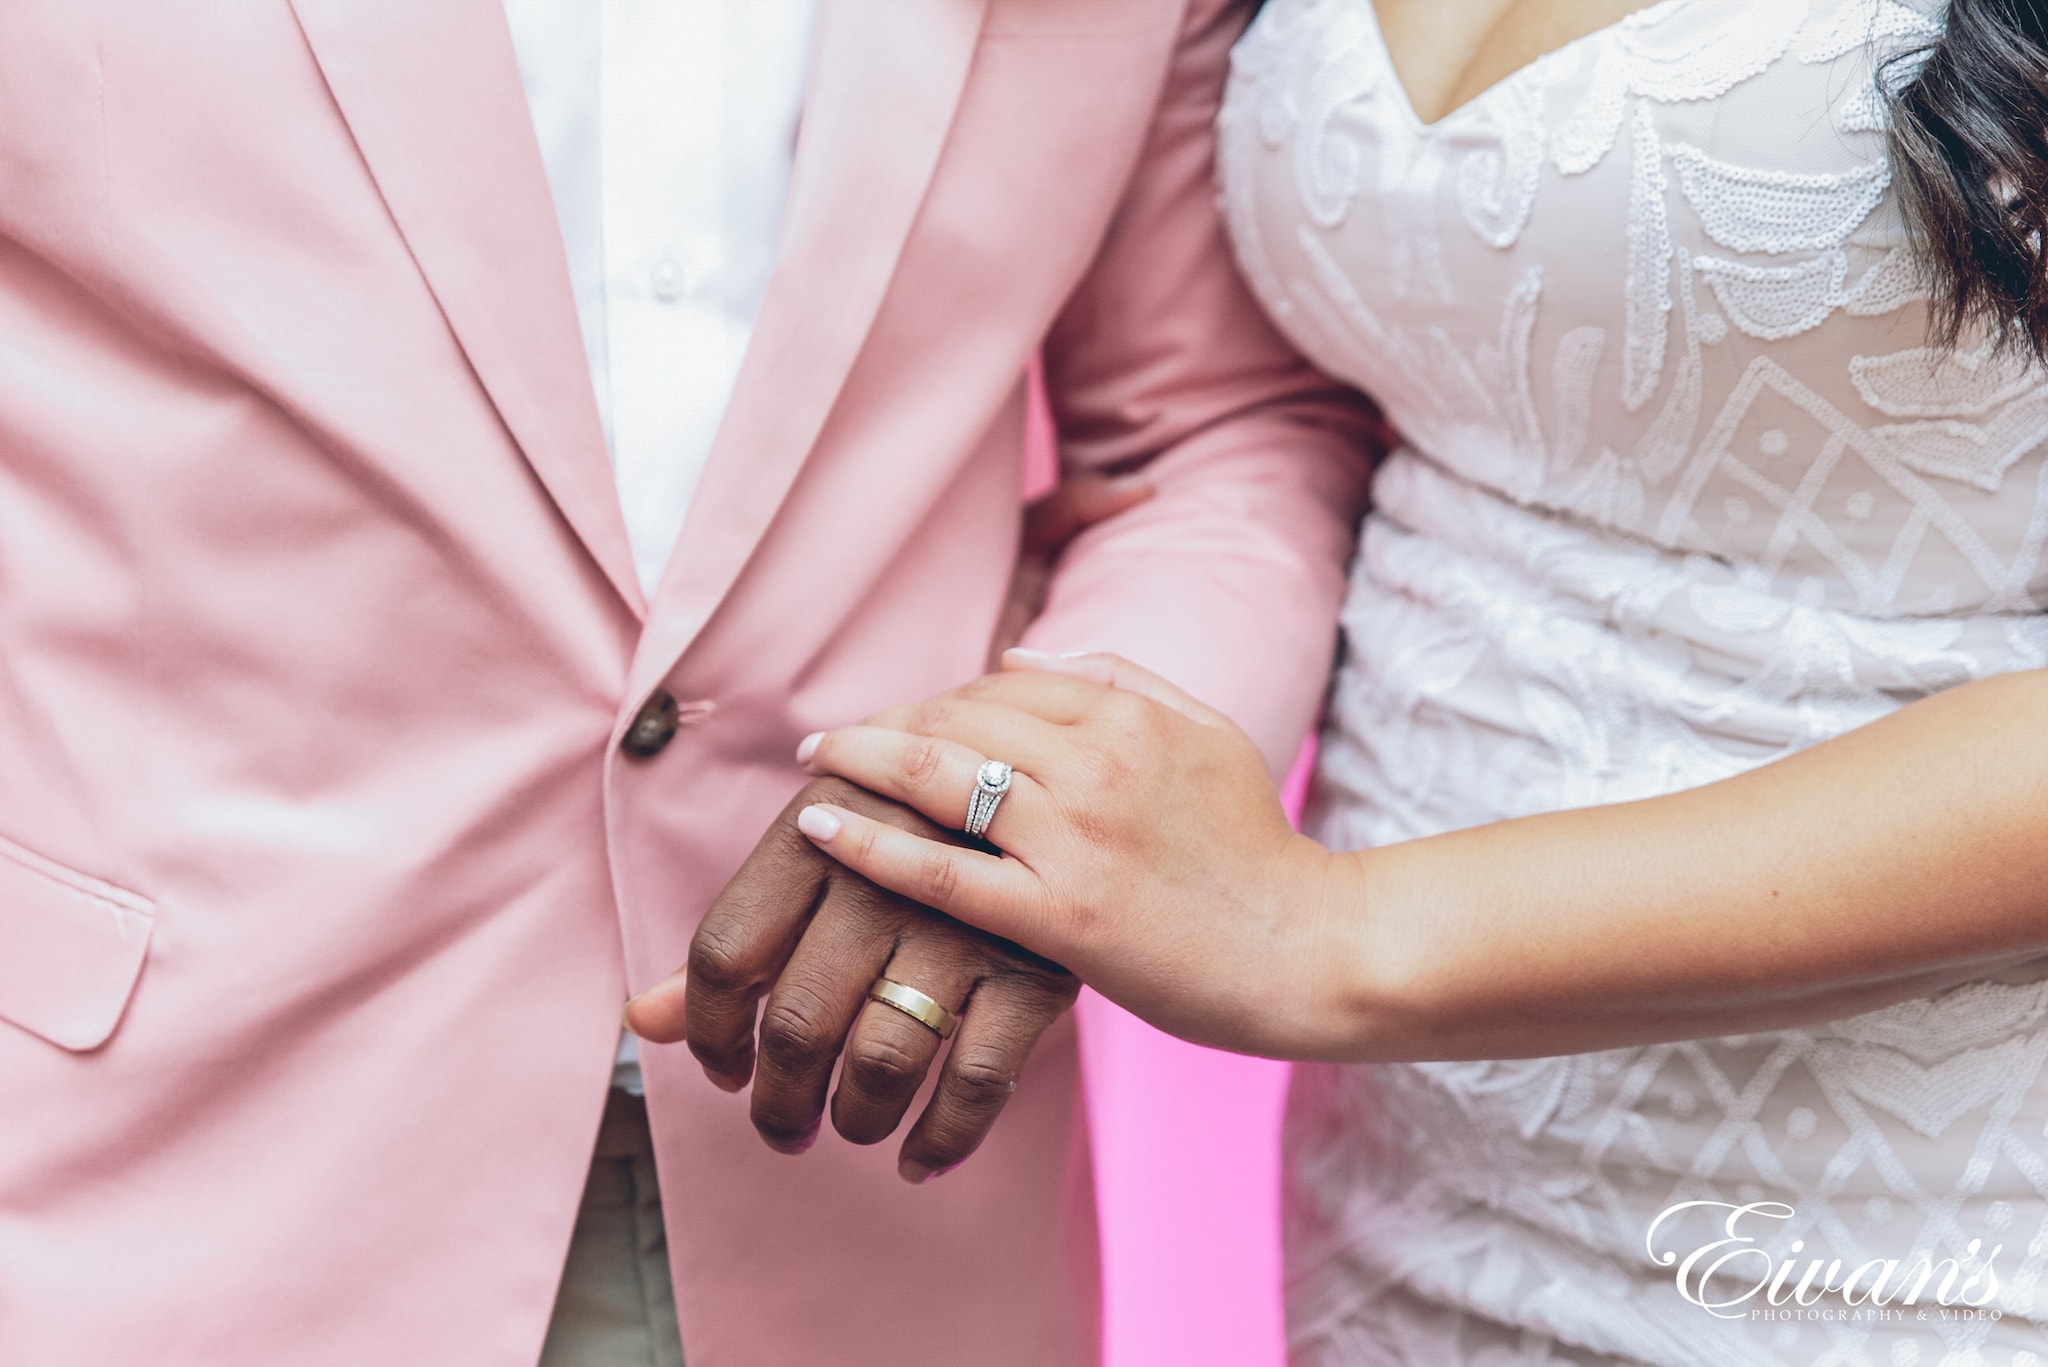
(963, 759, 1012, 840)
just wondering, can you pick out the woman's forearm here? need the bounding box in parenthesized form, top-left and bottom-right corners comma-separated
(1336, 668, 2048, 1061)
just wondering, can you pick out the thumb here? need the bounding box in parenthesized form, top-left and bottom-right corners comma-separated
(623, 968, 687, 1043)
(1000, 648, 1231, 728)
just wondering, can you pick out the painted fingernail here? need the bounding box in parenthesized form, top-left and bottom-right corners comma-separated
(1004, 647, 1101, 672)
(795, 731, 824, 764)
(796, 805, 841, 842)
(899, 1159, 935, 1184)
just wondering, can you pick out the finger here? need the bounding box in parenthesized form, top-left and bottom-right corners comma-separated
(656, 815, 832, 1090)
(1002, 648, 1231, 727)
(747, 879, 904, 1154)
(1021, 473, 1154, 555)
(795, 804, 1050, 951)
(854, 697, 1071, 759)
(862, 670, 1108, 730)
(622, 967, 684, 1043)
(895, 972, 1077, 1182)
(829, 943, 974, 1147)
(805, 726, 1050, 852)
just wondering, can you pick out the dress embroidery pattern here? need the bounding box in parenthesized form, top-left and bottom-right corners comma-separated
(1219, 1, 2048, 1363)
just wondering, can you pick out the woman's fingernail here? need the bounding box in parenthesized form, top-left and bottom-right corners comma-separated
(796, 805, 842, 842)
(621, 997, 640, 1029)
(795, 731, 824, 764)
(1004, 647, 1102, 673)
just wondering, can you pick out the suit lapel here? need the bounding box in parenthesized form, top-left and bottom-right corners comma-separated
(287, 0, 644, 616)
(627, 0, 994, 696)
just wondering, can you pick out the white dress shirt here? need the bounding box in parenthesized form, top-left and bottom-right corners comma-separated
(503, 0, 817, 1092)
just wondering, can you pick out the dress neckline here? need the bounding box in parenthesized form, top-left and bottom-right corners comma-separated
(1361, 0, 1685, 132)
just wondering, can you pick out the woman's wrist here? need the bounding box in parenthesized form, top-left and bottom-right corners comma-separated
(1253, 837, 1426, 1061)
(1295, 840, 1463, 1063)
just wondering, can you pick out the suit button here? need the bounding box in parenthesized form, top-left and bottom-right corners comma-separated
(621, 690, 681, 758)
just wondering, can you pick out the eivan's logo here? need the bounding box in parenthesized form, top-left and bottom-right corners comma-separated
(1645, 1201, 2003, 1320)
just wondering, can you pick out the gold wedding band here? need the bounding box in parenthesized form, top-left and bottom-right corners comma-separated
(866, 977, 959, 1039)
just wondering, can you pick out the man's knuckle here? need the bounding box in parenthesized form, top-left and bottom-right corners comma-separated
(687, 929, 753, 993)
(844, 1036, 927, 1100)
(997, 964, 1083, 1009)
(818, 870, 901, 922)
(911, 916, 996, 963)
(757, 991, 837, 1073)
(1042, 969, 1083, 1007)
(947, 1048, 1022, 1111)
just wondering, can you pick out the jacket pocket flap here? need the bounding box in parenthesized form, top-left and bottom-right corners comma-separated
(0, 834, 154, 1051)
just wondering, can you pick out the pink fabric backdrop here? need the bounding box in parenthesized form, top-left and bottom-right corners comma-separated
(1026, 375, 1301, 1367)
(1079, 745, 1311, 1367)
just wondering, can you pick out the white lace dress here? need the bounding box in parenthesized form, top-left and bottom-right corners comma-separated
(1218, 2, 2048, 1363)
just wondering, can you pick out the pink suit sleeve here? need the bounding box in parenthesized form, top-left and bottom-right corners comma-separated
(1026, 0, 1379, 774)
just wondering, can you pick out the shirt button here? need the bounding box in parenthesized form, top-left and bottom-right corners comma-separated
(621, 690, 681, 759)
(648, 254, 684, 302)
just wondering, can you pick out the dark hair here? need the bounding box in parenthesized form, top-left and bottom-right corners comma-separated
(1884, 0, 2048, 360)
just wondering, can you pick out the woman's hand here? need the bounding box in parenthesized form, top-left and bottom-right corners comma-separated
(791, 650, 1359, 1058)
(798, 652, 2048, 1067)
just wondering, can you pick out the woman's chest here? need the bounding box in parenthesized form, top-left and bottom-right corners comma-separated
(1218, 0, 2048, 621)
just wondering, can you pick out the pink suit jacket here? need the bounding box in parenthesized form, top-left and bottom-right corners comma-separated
(0, 1, 1372, 1363)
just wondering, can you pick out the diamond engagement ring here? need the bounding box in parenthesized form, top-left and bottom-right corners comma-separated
(963, 759, 1013, 840)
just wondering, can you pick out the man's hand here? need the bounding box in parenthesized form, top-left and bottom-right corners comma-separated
(626, 473, 1143, 1179)
(624, 778, 1079, 1182)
